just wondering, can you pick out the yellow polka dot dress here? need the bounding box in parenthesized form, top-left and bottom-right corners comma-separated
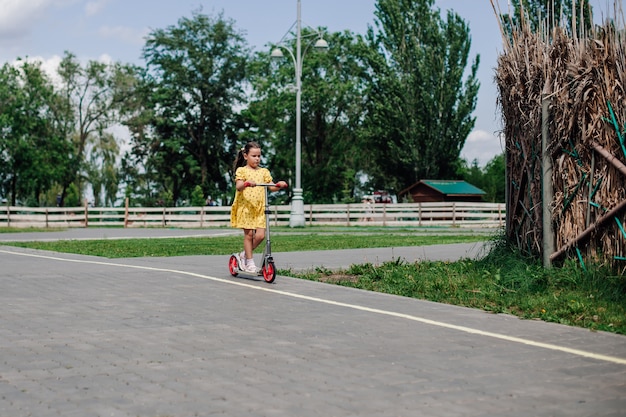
(230, 166, 273, 229)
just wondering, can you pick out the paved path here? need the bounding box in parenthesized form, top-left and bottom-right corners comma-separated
(0, 230, 624, 416)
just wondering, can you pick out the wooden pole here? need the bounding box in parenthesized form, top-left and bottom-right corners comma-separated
(586, 152, 595, 229)
(124, 198, 129, 228)
(541, 93, 555, 268)
(84, 199, 89, 228)
(592, 142, 626, 176)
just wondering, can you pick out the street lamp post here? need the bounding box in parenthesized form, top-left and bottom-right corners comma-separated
(271, 0, 327, 227)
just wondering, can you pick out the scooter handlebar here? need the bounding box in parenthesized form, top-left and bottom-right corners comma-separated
(243, 182, 288, 188)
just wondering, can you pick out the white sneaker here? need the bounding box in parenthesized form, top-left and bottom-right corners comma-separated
(244, 260, 257, 273)
(237, 251, 245, 267)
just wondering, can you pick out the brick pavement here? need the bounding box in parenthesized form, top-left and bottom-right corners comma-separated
(0, 239, 624, 417)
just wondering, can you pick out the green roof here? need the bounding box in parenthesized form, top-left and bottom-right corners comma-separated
(422, 180, 486, 195)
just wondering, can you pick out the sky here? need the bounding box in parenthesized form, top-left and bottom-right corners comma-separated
(0, 0, 622, 167)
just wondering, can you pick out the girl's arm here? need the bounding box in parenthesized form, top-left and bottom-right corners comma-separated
(238, 178, 286, 191)
(269, 181, 288, 192)
(236, 179, 254, 191)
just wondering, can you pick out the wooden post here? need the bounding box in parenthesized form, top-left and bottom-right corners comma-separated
(45, 208, 49, 228)
(452, 202, 456, 227)
(124, 198, 129, 228)
(84, 199, 89, 228)
(504, 141, 510, 236)
(586, 152, 595, 229)
(383, 204, 387, 226)
(418, 202, 422, 227)
(541, 93, 555, 268)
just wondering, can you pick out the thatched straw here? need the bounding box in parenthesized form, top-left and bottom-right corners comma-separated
(492, 0, 626, 271)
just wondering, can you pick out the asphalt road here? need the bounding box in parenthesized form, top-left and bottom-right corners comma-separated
(0, 229, 624, 416)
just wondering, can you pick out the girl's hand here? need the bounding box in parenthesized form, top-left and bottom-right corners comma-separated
(276, 181, 288, 189)
(243, 181, 256, 188)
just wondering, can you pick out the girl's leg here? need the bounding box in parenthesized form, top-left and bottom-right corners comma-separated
(243, 229, 254, 259)
(251, 228, 266, 251)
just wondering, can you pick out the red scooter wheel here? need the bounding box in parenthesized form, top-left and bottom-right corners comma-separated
(262, 261, 276, 283)
(228, 255, 239, 277)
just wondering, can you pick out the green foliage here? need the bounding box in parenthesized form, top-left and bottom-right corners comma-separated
(0, 61, 69, 206)
(457, 153, 505, 202)
(190, 185, 205, 206)
(248, 29, 371, 203)
(55, 52, 137, 207)
(64, 183, 81, 207)
(362, 0, 480, 193)
(0, 4, 489, 209)
(130, 10, 250, 206)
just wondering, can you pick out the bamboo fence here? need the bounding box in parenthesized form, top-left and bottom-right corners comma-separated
(491, 0, 626, 272)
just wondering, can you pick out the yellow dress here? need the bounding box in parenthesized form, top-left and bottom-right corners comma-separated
(230, 166, 273, 229)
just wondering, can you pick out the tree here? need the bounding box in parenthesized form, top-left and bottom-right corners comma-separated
(500, 0, 594, 37)
(0, 61, 69, 206)
(133, 10, 249, 206)
(362, 0, 480, 193)
(457, 153, 505, 203)
(482, 153, 505, 203)
(55, 52, 137, 206)
(248, 29, 371, 203)
(86, 132, 119, 206)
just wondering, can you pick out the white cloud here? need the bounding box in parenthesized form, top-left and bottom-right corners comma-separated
(0, 0, 50, 38)
(12, 55, 63, 86)
(13, 53, 115, 87)
(0, 0, 75, 39)
(461, 129, 504, 167)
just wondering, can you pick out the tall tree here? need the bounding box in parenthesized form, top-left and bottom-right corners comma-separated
(248, 29, 371, 203)
(134, 10, 249, 206)
(55, 52, 137, 206)
(500, 0, 594, 37)
(0, 61, 69, 206)
(362, 0, 480, 193)
(457, 153, 506, 203)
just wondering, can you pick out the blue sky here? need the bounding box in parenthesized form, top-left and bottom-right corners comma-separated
(0, 0, 621, 166)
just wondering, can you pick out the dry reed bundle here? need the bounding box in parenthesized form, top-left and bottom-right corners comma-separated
(491, 0, 626, 272)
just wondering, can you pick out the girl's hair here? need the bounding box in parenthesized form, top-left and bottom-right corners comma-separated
(233, 141, 261, 171)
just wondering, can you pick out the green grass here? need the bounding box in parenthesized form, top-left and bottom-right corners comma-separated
(0, 227, 66, 233)
(2, 227, 624, 334)
(1, 232, 484, 257)
(288, 235, 626, 335)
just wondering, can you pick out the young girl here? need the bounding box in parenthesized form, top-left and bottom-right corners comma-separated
(230, 141, 287, 273)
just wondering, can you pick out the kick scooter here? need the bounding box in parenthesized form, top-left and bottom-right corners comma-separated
(228, 183, 285, 283)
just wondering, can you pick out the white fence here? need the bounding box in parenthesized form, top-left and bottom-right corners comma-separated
(0, 201, 505, 229)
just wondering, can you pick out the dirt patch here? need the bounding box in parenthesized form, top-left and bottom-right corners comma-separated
(317, 274, 360, 283)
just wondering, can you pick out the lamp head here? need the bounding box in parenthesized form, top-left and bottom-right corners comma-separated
(313, 38, 329, 50)
(270, 48, 284, 60)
